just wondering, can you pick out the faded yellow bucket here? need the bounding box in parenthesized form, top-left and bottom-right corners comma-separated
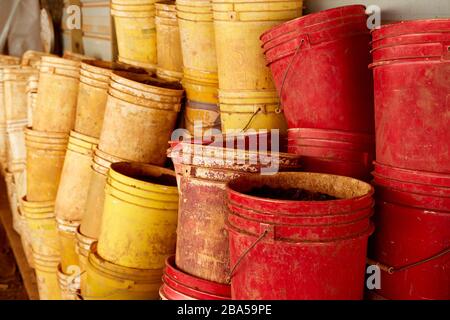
(4, 169, 21, 233)
(111, 1, 158, 71)
(34, 56, 80, 133)
(75, 60, 145, 138)
(26, 73, 39, 128)
(181, 68, 219, 104)
(21, 196, 60, 257)
(57, 218, 79, 273)
(33, 251, 61, 300)
(219, 90, 288, 133)
(212, 0, 302, 91)
(80, 148, 127, 239)
(99, 71, 183, 165)
(21, 50, 55, 68)
(155, 1, 183, 81)
(25, 127, 68, 201)
(83, 242, 162, 300)
(184, 100, 221, 135)
(57, 263, 80, 300)
(75, 226, 96, 293)
(0, 54, 20, 65)
(98, 162, 178, 269)
(55, 130, 98, 223)
(18, 206, 35, 268)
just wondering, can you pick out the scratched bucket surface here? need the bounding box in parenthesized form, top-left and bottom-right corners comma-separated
(226, 172, 374, 299)
(371, 19, 450, 173)
(168, 134, 301, 284)
(261, 5, 374, 133)
(97, 162, 179, 270)
(83, 242, 162, 300)
(160, 255, 231, 300)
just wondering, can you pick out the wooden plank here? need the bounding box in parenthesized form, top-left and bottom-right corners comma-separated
(0, 178, 39, 300)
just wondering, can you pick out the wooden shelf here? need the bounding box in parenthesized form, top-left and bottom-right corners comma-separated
(0, 177, 39, 300)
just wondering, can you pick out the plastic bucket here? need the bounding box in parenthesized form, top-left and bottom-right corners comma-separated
(0, 54, 20, 65)
(75, 226, 96, 294)
(33, 251, 61, 300)
(168, 135, 302, 283)
(26, 73, 39, 128)
(213, 0, 302, 91)
(111, 2, 158, 71)
(370, 199, 449, 300)
(181, 68, 219, 104)
(5, 119, 27, 172)
(160, 255, 231, 300)
(57, 218, 79, 273)
(83, 243, 162, 300)
(218, 90, 287, 132)
(370, 19, 450, 173)
(261, 5, 374, 133)
(98, 162, 178, 269)
(25, 128, 68, 201)
(75, 60, 145, 138)
(18, 206, 35, 268)
(55, 131, 98, 222)
(21, 196, 60, 257)
(99, 71, 183, 165)
(21, 50, 55, 68)
(4, 169, 21, 233)
(57, 263, 80, 300)
(34, 56, 80, 133)
(184, 100, 221, 135)
(155, 1, 183, 81)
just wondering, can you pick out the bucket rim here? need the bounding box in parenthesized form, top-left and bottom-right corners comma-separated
(371, 19, 450, 42)
(111, 71, 184, 96)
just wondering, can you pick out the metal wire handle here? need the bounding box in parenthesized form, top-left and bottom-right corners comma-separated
(241, 107, 262, 132)
(367, 247, 450, 275)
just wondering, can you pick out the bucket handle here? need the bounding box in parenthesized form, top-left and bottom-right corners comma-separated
(367, 247, 450, 275)
(276, 34, 310, 114)
(226, 224, 273, 283)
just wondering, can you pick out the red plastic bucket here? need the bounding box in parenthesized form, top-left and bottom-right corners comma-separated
(159, 256, 231, 300)
(261, 5, 374, 133)
(370, 200, 450, 300)
(371, 19, 450, 173)
(226, 172, 374, 299)
(288, 128, 374, 146)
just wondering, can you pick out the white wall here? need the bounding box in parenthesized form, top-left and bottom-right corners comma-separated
(304, 0, 450, 22)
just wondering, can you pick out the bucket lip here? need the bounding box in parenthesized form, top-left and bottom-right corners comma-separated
(69, 130, 99, 147)
(164, 255, 231, 297)
(20, 195, 55, 210)
(111, 71, 184, 95)
(226, 172, 374, 208)
(81, 60, 146, 77)
(76, 225, 96, 246)
(260, 4, 366, 43)
(108, 162, 178, 193)
(371, 18, 450, 42)
(155, 1, 176, 10)
(88, 242, 163, 280)
(40, 55, 81, 68)
(25, 126, 69, 140)
(373, 161, 450, 188)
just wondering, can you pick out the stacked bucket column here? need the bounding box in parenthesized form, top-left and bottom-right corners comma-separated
(369, 19, 450, 300)
(25, 56, 81, 300)
(155, 2, 184, 81)
(213, 0, 302, 133)
(79, 72, 184, 294)
(177, 0, 221, 135)
(261, 5, 375, 181)
(165, 136, 301, 299)
(111, 0, 158, 71)
(82, 162, 179, 300)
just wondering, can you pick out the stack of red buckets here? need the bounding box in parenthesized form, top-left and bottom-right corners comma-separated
(261, 5, 375, 182)
(369, 19, 450, 300)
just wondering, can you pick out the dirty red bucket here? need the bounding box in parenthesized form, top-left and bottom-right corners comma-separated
(168, 134, 302, 284)
(226, 172, 374, 300)
(159, 256, 231, 300)
(369, 200, 450, 300)
(261, 5, 374, 133)
(371, 19, 450, 173)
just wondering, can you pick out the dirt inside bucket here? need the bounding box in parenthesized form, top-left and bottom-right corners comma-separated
(246, 185, 338, 201)
(133, 173, 178, 187)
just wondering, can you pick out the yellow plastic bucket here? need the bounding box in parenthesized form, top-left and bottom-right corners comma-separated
(21, 50, 55, 68)
(4, 169, 21, 233)
(21, 196, 60, 257)
(80, 148, 127, 239)
(184, 100, 221, 135)
(99, 72, 183, 165)
(0, 54, 20, 65)
(98, 162, 178, 269)
(34, 56, 80, 133)
(112, 2, 157, 71)
(83, 242, 162, 300)
(57, 218, 79, 273)
(55, 131, 98, 224)
(26, 73, 39, 128)
(25, 127, 68, 201)
(155, 1, 183, 81)
(33, 251, 61, 300)
(75, 226, 96, 294)
(212, 0, 302, 91)
(57, 263, 80, 300)
(219, 90, 288, 132)
(75, 61, 145, 138)
(181, 68, 219, 104)
(18, 206, 35, 268)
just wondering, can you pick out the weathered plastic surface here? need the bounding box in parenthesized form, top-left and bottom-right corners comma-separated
(33, 252, 61, 300)
(371, 19, 450, 173)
